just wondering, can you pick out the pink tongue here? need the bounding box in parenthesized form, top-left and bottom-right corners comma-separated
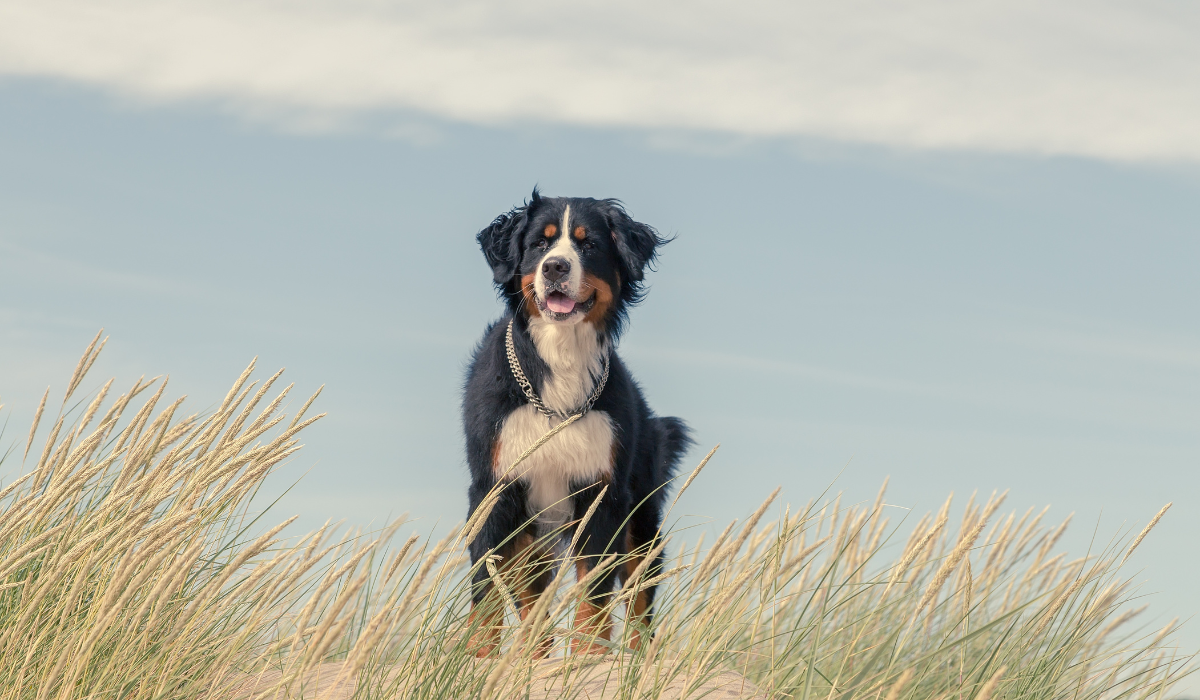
(546, 294, 576, 314)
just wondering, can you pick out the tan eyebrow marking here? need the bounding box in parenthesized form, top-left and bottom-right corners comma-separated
(573, 226, 586, 240)
(544, 224, 557, 237)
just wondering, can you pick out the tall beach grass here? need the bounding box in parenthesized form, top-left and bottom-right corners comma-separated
(0, 334, 1191, 699)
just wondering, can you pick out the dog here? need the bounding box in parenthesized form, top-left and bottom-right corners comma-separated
(462, 188, 692, 656)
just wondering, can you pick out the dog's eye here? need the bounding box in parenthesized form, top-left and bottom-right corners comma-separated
(535, 239, 549, 251)
(580, 238, 595, 250)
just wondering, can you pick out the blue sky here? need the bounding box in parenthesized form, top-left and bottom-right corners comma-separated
(1, 0, 1198, 677)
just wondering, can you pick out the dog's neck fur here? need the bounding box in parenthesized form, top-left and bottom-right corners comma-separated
(526, 316, 607, 415)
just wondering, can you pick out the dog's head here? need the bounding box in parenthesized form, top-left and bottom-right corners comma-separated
(478, 188, 665, 334)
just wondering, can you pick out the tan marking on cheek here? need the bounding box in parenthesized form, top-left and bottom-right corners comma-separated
(582, 273, 615, 326)
(544, 224, 557, 238)
(520, 272, 540, 318)
(573, 226, 586, 241)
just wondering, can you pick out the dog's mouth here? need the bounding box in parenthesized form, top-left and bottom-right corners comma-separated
(537, 290, 596, 319)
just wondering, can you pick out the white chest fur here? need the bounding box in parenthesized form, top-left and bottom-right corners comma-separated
(526, 318, 606, 415)
(498, 318, 612, 531)
(495, 406, 614, 532)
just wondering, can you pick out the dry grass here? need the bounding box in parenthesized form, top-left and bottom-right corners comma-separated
(0, 335, 1192, 699)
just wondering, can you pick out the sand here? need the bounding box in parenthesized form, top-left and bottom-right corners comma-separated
(226, 656, 766, 699)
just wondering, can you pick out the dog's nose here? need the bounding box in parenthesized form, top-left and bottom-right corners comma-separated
(542, 256, 570, 283)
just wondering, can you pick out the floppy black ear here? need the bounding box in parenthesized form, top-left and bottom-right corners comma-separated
(603, 200, 663, 283)
(477, 190, 540, 285)
(477, 210, 525, 284)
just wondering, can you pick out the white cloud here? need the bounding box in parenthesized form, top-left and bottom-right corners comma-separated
(1, 0, 1198, 160)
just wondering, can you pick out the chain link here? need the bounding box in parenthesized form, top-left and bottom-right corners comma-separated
(505, 318, 610, 422)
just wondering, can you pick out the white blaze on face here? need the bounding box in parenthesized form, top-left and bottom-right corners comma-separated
(533, 204, 583, 311)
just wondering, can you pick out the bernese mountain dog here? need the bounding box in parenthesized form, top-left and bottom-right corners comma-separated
(462, 188, 692, 656)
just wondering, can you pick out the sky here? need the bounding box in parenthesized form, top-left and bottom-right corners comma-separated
(1, 0, 1198, 680)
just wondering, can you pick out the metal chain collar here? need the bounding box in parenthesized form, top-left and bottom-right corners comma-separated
(505, 318, 610, 422)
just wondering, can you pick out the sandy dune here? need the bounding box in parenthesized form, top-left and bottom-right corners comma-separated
(227, 657, 765, 699)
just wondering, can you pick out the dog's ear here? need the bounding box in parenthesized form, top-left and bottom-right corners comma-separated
(477, 210, 525, 284)
(477, 189, 540, 284)
(603, 200, 662, 283)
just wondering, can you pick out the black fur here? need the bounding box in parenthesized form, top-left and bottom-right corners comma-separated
(476, 186, 669, 338)
(463, 189, 692, 647)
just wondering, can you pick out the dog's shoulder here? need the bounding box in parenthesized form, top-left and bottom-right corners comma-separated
(466, 317, 507, 372)
(463, 318, 516, 417)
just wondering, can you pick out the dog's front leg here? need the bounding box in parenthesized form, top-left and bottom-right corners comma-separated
(466, 478, 529, 658)
(569, 482, 628, 655)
